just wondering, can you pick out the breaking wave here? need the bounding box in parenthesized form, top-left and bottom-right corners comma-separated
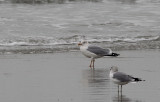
(0, 35, 159, 54)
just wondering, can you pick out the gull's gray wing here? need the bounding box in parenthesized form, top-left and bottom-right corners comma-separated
(87, 45, 111, 56)
(113, 72, 133, 82)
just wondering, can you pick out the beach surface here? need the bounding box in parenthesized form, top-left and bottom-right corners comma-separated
(0, 50, 160, 102)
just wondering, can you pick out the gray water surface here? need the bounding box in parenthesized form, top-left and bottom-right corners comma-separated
(0, 50, 159, 102)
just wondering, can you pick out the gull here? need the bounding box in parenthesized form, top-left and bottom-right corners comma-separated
(78, 41, 119, 68)
(109, 66, 145, 92)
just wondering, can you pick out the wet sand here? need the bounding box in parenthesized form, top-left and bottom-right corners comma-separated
(0, 50, 160, 102)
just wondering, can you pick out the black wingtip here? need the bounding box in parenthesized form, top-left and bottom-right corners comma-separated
(134, 78, 145, 82)
(112, 53, 120, 57)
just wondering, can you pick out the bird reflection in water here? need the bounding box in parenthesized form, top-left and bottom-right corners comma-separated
(113, 94, 131, 102)
(82, 68, 109, 87)
(113, 93, 142, 102)
(81, 68, 111, 101)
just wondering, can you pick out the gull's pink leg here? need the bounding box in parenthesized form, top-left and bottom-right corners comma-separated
(92, 59, 95, 68)
(89, 60, 93, 68)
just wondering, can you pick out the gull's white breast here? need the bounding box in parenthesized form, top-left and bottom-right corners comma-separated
(80, 45, 101, 58)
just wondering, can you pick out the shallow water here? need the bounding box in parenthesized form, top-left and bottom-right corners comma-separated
(0, 50, 159, 102)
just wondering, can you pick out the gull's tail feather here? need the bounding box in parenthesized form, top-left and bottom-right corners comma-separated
(105, 52, 120, 57)
(132, 77, 145, 82)
(112, 53, 120, 57)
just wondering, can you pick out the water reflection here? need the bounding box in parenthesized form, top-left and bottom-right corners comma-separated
(82, 68, 109, 87)
(112, 94, 142, 102)
(81, 68, 111, 102)
(113, 94, 131, 102)
(111, 84, 142, 102)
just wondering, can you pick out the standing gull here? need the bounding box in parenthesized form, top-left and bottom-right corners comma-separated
(109, 66, 145, 92)
(78, 41, 119, 68)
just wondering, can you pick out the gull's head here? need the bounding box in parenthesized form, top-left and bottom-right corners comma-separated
(78, 41, 88, 46)
(110, 66, 118, 72)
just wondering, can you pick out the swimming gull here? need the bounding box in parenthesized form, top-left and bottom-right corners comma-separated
(109, 66, 145, 92)
(78, 41, 119, 68)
